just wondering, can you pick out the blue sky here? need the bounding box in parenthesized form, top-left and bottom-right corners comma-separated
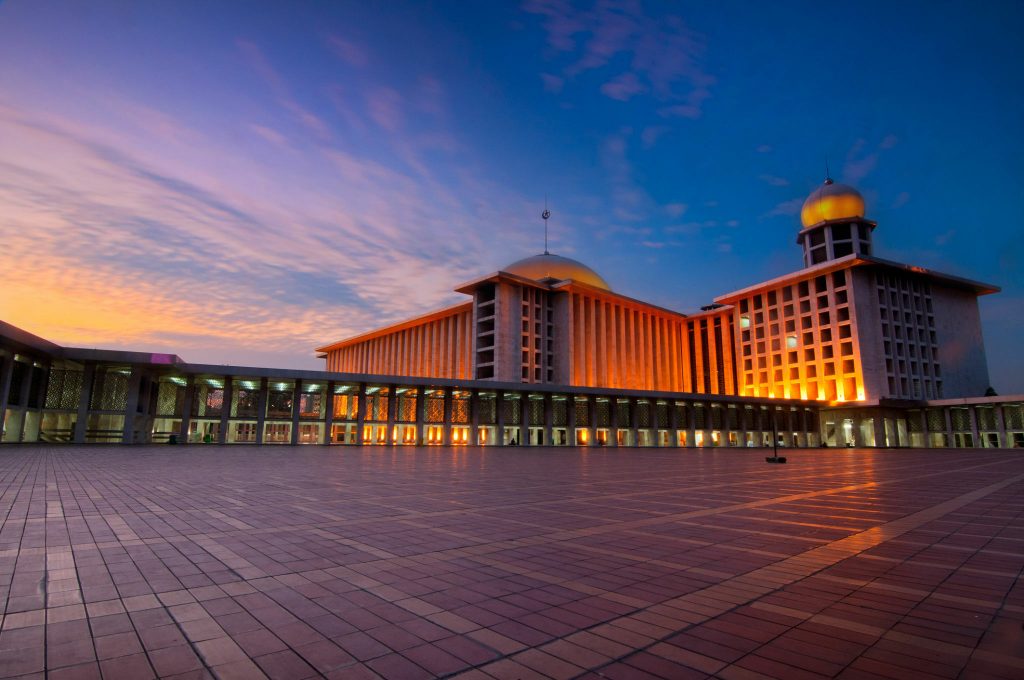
(1, 1, 1022, 391)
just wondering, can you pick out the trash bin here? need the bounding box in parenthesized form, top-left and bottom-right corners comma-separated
(168, 434, 178, 445)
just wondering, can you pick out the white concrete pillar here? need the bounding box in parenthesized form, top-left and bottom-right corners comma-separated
(609, 398, 619, 448)
(566, 395, 577, 446)
(179, 375, 196, 444)
(495, 389, 505, 446)
(543, 394, 553, 446)
(995, 404, 1007, 449)
(470, 389, 480, 445)
(0, 354, 13, 439)
(254, 377, 268, 445)
(120, 367, 143, 444)
(584, 396, 596, 447)
(442, 388, 453, 446)
(355, 383, 367, 445)
(218, 377, 232, 445)
(323, 382, 335, 445)
(519, 394, 529, 447)
(386, 384, 398, 445)
(290, 379, 303, 445)
(414, 386, 426, 444)
(969, 406, 980, 448)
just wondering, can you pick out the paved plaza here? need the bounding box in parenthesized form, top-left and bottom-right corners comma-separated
(0, 446, 1021, 679)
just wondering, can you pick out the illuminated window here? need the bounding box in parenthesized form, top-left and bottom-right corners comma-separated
(786, 335, 798, 349)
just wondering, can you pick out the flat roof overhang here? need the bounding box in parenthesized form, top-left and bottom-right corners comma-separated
(714, 254, 999, 305)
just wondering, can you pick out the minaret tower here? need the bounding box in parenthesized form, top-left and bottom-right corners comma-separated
(797, 176, 876, 267)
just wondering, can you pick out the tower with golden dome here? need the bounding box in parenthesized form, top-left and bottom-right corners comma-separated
(797, 177, 875, 267)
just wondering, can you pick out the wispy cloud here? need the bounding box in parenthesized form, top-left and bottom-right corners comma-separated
(524, 0, 714, 118)
(601, 72, 645, 101)
(326, 35, 369, 68)
(664, 202, 687, 218)
(540, 73, 564, 93)
(600, 131, 653, 224)
(842, 135, 898, 185)
(759, 174, 790, 187)
(0, 62, 536, 366)
(236, 39, 333, 141)
(365, 87, 404, 131)
(763, 197, 804, 218)
(640, 124, 669, 148)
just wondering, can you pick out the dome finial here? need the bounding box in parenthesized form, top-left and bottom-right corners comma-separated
(824, 157, 833, 184)
(542, 196, 551, 255)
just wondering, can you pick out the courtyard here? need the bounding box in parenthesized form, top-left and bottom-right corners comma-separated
(0, 445, 1021, 679)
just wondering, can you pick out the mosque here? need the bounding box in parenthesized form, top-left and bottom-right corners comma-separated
(317, 178, 996, 405)
(2, 178, 1020, 448)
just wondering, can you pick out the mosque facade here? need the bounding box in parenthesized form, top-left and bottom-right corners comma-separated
(2, 179, 1020, 449)
(317, 179, 997, 405)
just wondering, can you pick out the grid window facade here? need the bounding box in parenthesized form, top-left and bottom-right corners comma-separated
(520, 287, 555, 383)
(875, 273, 941, 399)
(737, 269, 861, 401)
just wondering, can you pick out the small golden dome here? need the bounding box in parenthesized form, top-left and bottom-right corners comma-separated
(503, 253, 610, 291)
(800, 179, 865, 228)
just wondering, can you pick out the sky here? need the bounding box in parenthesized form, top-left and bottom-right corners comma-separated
(1, 1, 1022, 391)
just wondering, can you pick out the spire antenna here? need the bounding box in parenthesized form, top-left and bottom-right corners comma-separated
(542, 196, 551, 254)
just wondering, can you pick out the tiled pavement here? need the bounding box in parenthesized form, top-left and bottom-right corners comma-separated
(0, 446, 1022, 679)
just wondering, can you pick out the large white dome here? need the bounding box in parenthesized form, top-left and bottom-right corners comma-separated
(502, 253, 610, 291)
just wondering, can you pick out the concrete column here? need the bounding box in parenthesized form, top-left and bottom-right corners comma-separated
(469, 390, 480, 446)
(179, 375, 196, 444)
(872, 413, 886, 448)
(944, 408, 954, 447)
(120, 367, 143, 444)
(686, 402, 697, 448)
(650, 401, 661, 447)
(543, 394, 553, 446)
(587, 396, 597, 447)
(609, 398, 619, 448)
(844, 411, 858, 447)
(566, 396, 576, 446)
(255, 377, 268, 445)
(668, 401, 680, 447)
(415, 386, 426, 445)
(73, 363, 95, 444)
(356, 383, 367, 445)
(15, 362, 34, 442)
(386, 385, 398, 446)
(139, 371, 156, 443)
(323, 382, 335, 445)
(994, 404, 1007, 449)
(629, 398, 639, 447)
(495, 389, 505, 446)
(919, 409, 928, 448)
(519, 394, 529, 447)
(0, 354, 13, 439)
(968, 406, 980, 448)
(218, 377, 232, 445)
(442, 388, 453, 446)
(736, 407, 747, 448)
(290, 379, 303, 445)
